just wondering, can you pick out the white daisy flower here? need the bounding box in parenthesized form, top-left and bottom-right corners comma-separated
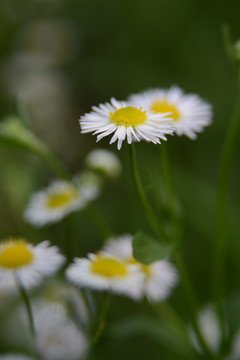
(85, 148, 122, 178)
(129, 86, 212, 139)
(102, 234, 178, 303)
(73, 171, 102, 202)
(79, 97, 174, 150)
(66, 253, 145, 300)
(0, 238, 65, 290)
(0, 355, 35, 360)
(34, 301, 88, 360)
(190, 305, 221, 354)
(24, 179, 97, 227)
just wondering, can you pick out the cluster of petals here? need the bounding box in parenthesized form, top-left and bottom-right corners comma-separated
(66, 234, 178, 302)
(79, 97, 175, 150)
(129, 86, 212, 140)
(24, 175, 100, 227)
(0, 238, 65, 291)
(79, 86, 212, 149)
(34, 300, 88, 360)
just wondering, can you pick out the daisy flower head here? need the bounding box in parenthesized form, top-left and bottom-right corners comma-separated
(24, 179, 91, 227)
(79, 97, 174, 150)
(0, 238, 65, 291)
(66, 252, 145, 300)
(85, 148, 122, 178)
(34, 300, 88, 360)
(129, 86, 213, 139)
(102, 235, 178, 303)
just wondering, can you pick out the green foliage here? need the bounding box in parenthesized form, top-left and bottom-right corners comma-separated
(132, 231, 174, 264)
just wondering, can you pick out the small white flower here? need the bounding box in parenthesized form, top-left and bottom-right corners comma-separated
(227, 330, 240, 360)
(102, 235, 178, 302)
(66, 253, 144, 300)
(0, 238, 65, 291)
(24, 179, 96, 227)
(79, 97, 174, 150)
(74, 171, 101, 202)
(190, 305, 221, 354)
(85, 148, 122, 178)
(129, 86, 212, 139)
(34, 301, 88, 360)
(0, 355, 35, 360)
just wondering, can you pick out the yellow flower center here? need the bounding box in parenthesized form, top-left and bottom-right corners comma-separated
(151, 99, 180, 121)
(0, 239, 34, 268)
(110, 106, 147, 127)
(47, 188, 77, 208)
(129, 257, 151, 275)
(91, 255, 128, 277)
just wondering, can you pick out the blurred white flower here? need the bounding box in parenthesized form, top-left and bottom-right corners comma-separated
(0, 238, 65, 291)
(34, 301, 88, 360)
(85, 148, 122, 178)
(74, 171, 102, 202)
(102, 235, 178, 302)
(24, 179, 98, 227)
(129, 86, 212, 139)
(227, 330, 240, 360)
(79, 97, 174, 150)
(19, 19, 78, 66)
(66, 252, 145, 301)
(0, 355, 35, 360)
(190, 305, 221, 354)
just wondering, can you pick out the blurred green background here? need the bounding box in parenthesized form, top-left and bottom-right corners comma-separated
(0, 0, 240, 359)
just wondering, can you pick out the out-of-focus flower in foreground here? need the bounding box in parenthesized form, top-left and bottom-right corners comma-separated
(190, 305, 221, 354)
(0, 238, 65, 290)
(129, 86, 212, 139)
(34, 301, 88, 360)
(102, 234, 178, 302)
(79, 97, 174, 150)
(85, 148, 122, 178)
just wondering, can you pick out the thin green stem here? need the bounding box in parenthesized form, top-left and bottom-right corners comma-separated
(130, 143, 216, 358)
(213, 87, 240, 338)
(38, 147, 72, 182)
(160, 143, 182, 242)
(64, 214, 77, 262)
(128, 144, 168, 242)
(92, 293, 111, 344)
(174, 253, 218, 358)
(153, 301, 190, 345)
(15, 276, 35, 337)
(160, 143, 216, 358)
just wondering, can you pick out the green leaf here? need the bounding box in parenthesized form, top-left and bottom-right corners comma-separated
(108, 316, 199, 360)
(132, 231, 174, 264)
(0, 116, 71, 181)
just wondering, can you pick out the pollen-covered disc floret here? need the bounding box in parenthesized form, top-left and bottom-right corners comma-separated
(0, 238, 65, 291)
(24, 178, 99, 227)
(66, 252, 145, 300)
(79, 97, 174, 150)
(102, 234, 178, 303)
(129, 86, 213, 139)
